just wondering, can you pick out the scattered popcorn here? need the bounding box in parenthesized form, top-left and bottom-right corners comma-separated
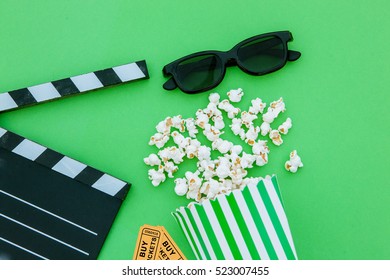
(218, 99, 240, 119)
(158, 147, 185, 164)
(260, 121, 271, 136)
(195, 110, 210, 129)
(230, 118, 244, 136)
(156, 117, 173, 134)
(240, 111, 258, 128)
(285, 150, 303, 173)
(227, 88, 244, 103)
(278, 117, 292, 135)
(203, 124, 224, 142)
(269, 130, 283, 146)
(172, 115, 185, 132)
(145, 90, 302, 201)
(174, 178, 188, 196)
(245, 126, 260, 145)
(149, 132, 169, 149)
(249, 98, 266, 115)
(148, 166, 166, 187)
(197, 146, 211, 161)
(185, 118, 198, 138)
(212, 139, 233, 154)
(212, 115, 225, 130)
(163, 161, 178, 178)
(144, 153, 161, 166)
(209, 93, 220, 104)
(185, 171, 203, 201)
(241, 152, 256, 169)
(204, 102, 222, 118)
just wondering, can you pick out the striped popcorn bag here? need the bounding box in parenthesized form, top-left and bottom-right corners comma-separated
(172, 175, 297, 260)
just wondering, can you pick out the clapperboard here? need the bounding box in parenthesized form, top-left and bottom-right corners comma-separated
(0, 60, 149, 259)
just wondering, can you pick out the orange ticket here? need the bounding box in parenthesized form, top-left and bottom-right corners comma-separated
(133, 225, 186, 260)
(133, 225, 162, 260)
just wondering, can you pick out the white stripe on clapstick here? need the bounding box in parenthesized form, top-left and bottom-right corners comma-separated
(52, 157, 87, 179)
(264, 178, 297, 259)
(12, 139, 46, 161)
(70, 73, 103, 92)
(233, 190, 270, 260)
(91, 174, 127, 196)
(217, 195, 252, 260)
(0, 190, 98, 236)
(0, 127, 6, 137)
(248, 184, 287, 260)
(28, 83, 61, 102)
(202, 200, 234, 260)
(112, 63, 145, 82)
(0, 93, 18, 111)
(0, 213, 89, 256)
(0, 237, 49, 260)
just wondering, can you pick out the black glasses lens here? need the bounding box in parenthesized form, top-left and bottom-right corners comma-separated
(175, 54, 222, 92)
(237, 36, 285, 74)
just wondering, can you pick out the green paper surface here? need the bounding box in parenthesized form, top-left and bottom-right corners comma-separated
(0, 0, 389, 260)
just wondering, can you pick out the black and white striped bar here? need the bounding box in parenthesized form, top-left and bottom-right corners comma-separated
(0, 127, 130, 259)
(0, 60, 149, 113)
(0, 127, 130, 200)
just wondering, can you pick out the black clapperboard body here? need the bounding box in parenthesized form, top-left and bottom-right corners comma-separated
(0, 60, 149, 259)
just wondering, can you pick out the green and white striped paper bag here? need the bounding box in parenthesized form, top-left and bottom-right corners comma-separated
(172, 175, 297, 260)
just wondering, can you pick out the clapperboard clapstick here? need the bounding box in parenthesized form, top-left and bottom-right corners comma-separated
(0, 60, 148, 113)
(0, 127, 130, 260)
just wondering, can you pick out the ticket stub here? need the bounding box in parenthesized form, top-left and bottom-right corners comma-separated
(133, 225, 162, 260)
(158, 226, 186, 260)
(133, 225, 186, 260)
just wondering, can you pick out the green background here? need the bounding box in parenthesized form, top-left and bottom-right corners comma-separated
(0, 1, 389, 260)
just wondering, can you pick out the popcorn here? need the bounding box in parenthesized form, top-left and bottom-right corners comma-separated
(260, 121, 271, 136)
(278, 117, 292, 135)
(197, 146, 211, 161)
(185, 118, 199, 138)
(240, 111, 258, 128)
(204, 102, 222, 118)
(185, 171, 203, 201)
(203, 124, 224, 142)
(270, 97, 286, 113)
(158, 147, 185, 164)
(149, 132, 169, 149)
(144, 153, 161, 166)
(218, 99, 240, 119)
(285, 150, 303, 173)
(209, 93, 220, 104)
(156, 117, 173, 134)
(164, 161, 178, 178)
(249, 98, 266, 115)
(241, 152, 256, 169)
(195, 110, 210, 129)
(148, 166, 166, 187)
(174, 178, 188, 196)
(245, 126, 260, 146)
(263, 98, 286, 123)
(212, 115, 225, 130)
(172, 115, 185, 132)
(227, 88, 244, 103)
(185, 139, 201, 159)
(230, 118, 244, 136)
(252, 140, 269, 155)
(171, 131, 186, 146)
(146, 90, 302, 201)
(269, 130, 283, 146)
(212, 139, 233, 154)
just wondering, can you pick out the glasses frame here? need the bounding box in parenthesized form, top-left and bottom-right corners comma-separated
(162, 31, 301, 94)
